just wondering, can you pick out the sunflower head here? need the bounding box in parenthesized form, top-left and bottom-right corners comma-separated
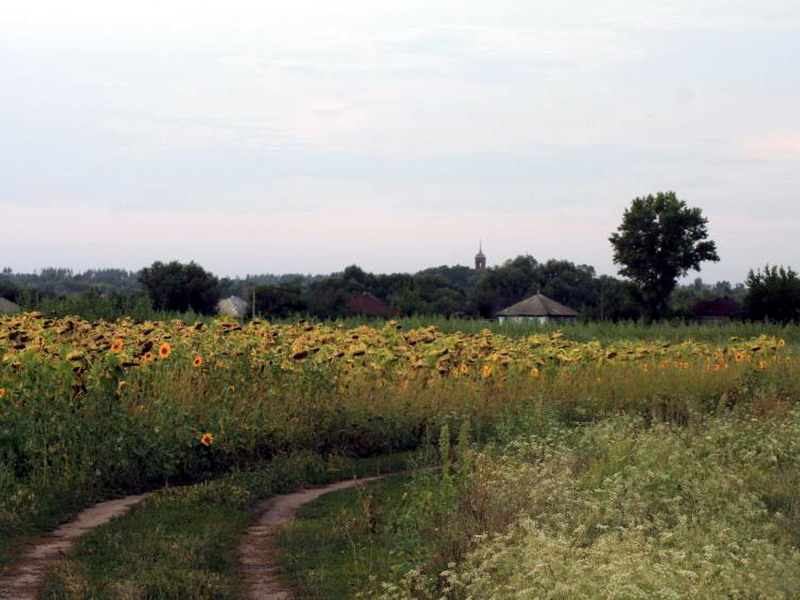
(158, 342, 171, 358)
(199, 432, 214, 447)
(66, 350, 86, 362)
(193, 356, 203, 368)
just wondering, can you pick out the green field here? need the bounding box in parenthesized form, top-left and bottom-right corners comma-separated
(2, 314, 799, 598)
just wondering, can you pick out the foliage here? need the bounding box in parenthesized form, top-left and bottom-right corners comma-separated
(0, 278, 20, 303)
(609, 191, 719, 321)
(253, 280, 308, 318)
(138, 261, 220, 315)
(0, 268, 141, 297)
(744, 264, 800, 323)
(0, 312, 795, 564)
(5, 258, 750, 322)
(468, 256, 636, 320)
(368, 410, 800, 599)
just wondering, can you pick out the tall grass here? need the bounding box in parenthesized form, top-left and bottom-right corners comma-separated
(367, 406, 800, 599)
(334, 315, 800, 343)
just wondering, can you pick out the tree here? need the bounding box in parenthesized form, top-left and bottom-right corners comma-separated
(138, 261, 220, 315)
(609, 191, 719, 321)
(254, 281, 307, 318)
(744, 265, 800, 323)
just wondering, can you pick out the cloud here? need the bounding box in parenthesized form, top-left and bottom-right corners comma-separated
(608, 11, 800, 33)
(735, 130, 800, 161)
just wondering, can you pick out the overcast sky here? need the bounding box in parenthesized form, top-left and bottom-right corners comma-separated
(2, 0, 799, 282)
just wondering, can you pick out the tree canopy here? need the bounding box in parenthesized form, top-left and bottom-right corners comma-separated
(744, 265, 800, 323)
(138, 261, 220, 315)
(609, 191, 719, 321)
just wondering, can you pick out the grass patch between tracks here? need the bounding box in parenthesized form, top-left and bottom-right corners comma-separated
(38, 451, 420, 600)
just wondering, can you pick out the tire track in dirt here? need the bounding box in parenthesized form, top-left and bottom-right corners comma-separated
(239, 476, 386, 600)
(0, 493, 150, 600)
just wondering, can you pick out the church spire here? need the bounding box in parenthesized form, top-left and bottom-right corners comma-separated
(474, 241, 486, 272)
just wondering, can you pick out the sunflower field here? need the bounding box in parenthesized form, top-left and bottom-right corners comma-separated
(1, 311, 798, 567)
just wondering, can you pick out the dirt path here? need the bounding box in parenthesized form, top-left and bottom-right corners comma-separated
(0, 493, 150, 600)
(239, 476, 385, 600)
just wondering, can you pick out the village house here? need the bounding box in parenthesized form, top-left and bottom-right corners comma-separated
(496, 292, 579, 324)
(217, 295, 249, 320)
(0, 296, 21, 316)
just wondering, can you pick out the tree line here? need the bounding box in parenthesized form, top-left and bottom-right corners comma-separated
(2, 258, 791, 323)
(2, 191, 799, 323)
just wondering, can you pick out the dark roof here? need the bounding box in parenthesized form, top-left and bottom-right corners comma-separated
(346, 293, 403, 318)
(496, 293, 579, 318)
(0, 297, 21, 316)
(692, 297, 741, 318)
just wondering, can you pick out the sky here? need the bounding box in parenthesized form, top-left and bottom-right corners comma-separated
(2, 0, 799, 283)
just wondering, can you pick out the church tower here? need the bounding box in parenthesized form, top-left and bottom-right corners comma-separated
(474, 241, 486, 272)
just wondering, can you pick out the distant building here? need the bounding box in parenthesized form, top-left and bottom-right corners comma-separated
(496, 292, 579, 324)
(0, 297, 21, 316)
(692, 297, 741, 322)
(346, 292, 403, 318)
(217, 295, 249, 319)
(475, 242, 486, 272)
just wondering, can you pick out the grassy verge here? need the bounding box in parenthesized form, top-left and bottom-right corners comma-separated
(274, 405, 800, 600)
(274, 473, 426, 600)
(38, 451, 421, 600)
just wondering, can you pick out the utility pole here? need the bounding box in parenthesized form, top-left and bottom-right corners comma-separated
(252, 285, 256, 320)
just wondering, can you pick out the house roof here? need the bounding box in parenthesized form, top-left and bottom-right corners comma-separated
(692, 296, 741, 318)
(0, 296, 21, 316)
(217, 296, 248, 319)
(346, 293, 402, 318)
(496, 293, 579, 317)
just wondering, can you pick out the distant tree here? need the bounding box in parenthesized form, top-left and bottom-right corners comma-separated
(138, 261, 220, 314)
(254, 281, 307, 318)
(594, 276, 640, 321)
(0, 277, 20, 302)
(609, 191, 719, 321)
(469, 255, 540, 317)
(744, 265, 800, 323)
(307, 277, 350, 318)
(415, 265, 480, 292)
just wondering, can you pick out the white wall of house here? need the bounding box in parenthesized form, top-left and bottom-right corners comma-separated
(497, 315, 550, 325)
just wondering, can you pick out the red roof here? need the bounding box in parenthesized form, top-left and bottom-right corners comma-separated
(346, 293, 403, 318)
(692, 297, 741, 318)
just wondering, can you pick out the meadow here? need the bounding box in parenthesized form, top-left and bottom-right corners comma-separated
(1, 311, 799, 597)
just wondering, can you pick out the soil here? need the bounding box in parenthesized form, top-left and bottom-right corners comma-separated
(0, 493, 150, 600)
(239, 476, 385, 600)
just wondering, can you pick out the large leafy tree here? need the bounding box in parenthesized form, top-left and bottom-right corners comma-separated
(138, 261, 220, 315)
(609, 191, 719, 321)
(744, 265, 800, 323)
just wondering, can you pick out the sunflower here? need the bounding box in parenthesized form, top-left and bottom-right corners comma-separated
(193, 356, 203, 368)
(142, 351, 154, 362)
(0, 388, 5, 398)
(199, 432, 214, 447)
(110, 338, 124, 354)
(158, 342, 171, 358)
